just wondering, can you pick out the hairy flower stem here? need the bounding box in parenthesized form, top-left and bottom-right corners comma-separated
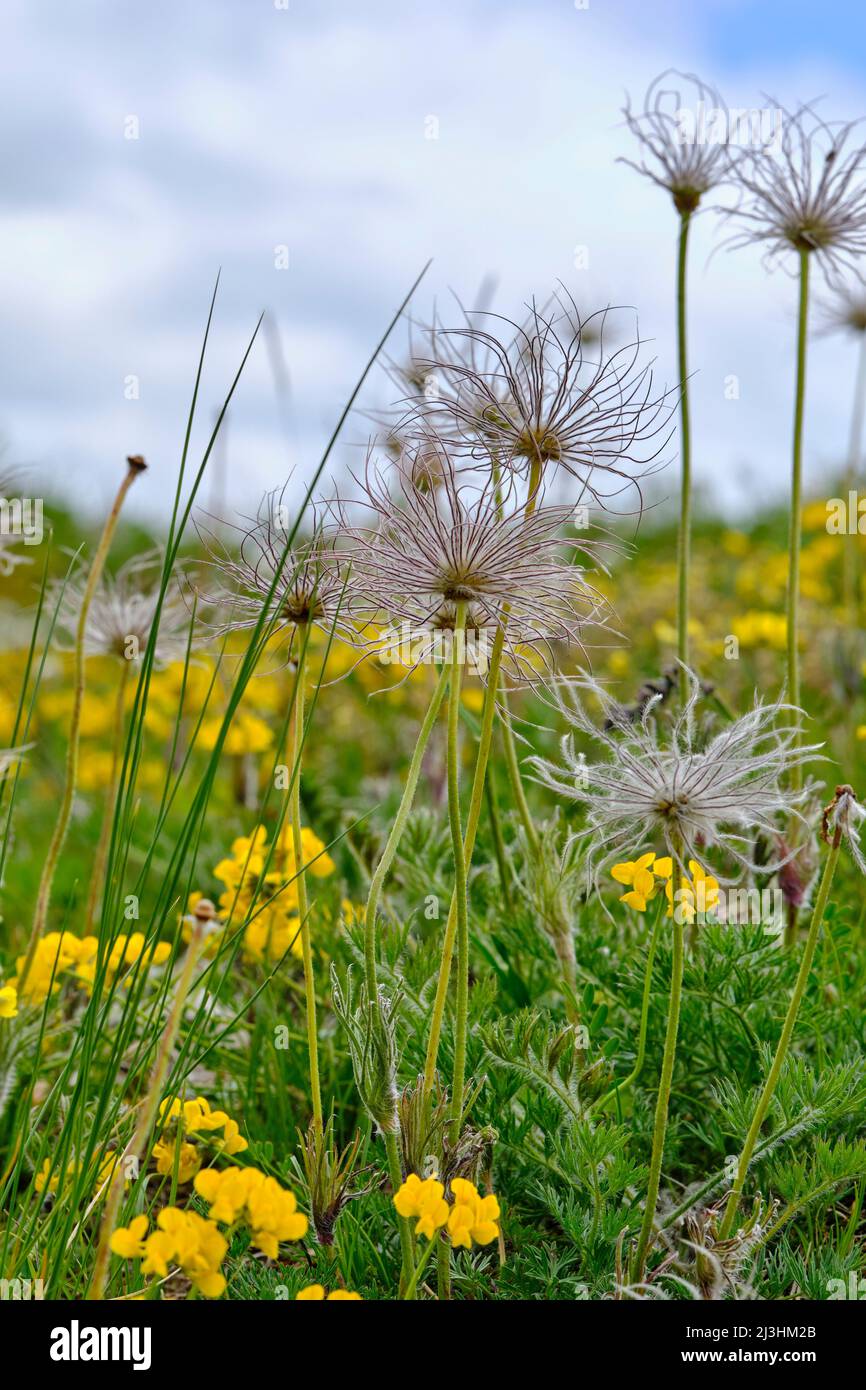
(498, 455, 542, 857)
(363, 663, 450, 999)
(385, 1129, 415, 1298)
(89, 918, 205, 1299)
(84, 658, 131, 932)
(290, 636, 323, 1137)
(675, 209, 693, 707)
(421, 623, 506, 1107)
(718, 836, 841, 1241)
(631, 855, 685, 1283)
(446, 602, 469, 1148)
(20, 459, 143, 992)
(786, 248, 810, 792)
(501, 710, 540, 855)
(590, 898, 663, 1116)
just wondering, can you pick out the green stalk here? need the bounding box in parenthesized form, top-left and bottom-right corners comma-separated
(402, 1231, 438, 1300)
(385, 1129, 415, 1299)
(422, 624, 506, 1103)
(786, 247, 810, 788)
(446, 602, 469, 1146)
(675, 209, 693, 706)
(496, 453, 542, 855)
(500, 708, 540, 856)
(289, 635, 323, 1137)
(718, 837, 841, 1241)
(484, 764, 512, 906)
(631, 853, 685, 1283)
(590, 896, 663, 1116)
(433, 607, 471, 1307)
(363, 662, 450, 998)
(20, 458, 144, 990)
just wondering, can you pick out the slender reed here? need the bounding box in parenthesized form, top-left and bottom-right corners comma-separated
(88, 915, 205, 1299)
(84, 658, 131, 932)
(19, 457, 145, 990)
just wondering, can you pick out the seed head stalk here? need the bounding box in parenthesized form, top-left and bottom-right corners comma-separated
(437, 599, 469, 1304)
(422, 622, 506, 1106)
(676, 208, 693, 706)
(786, 248, 810, 788)
(385, 1129, 416, 1299)
(422, 453, 549, 1104)
(631, 838, 685, 1284)
(590, 894, 664, 1116)
(358, 660, 450, 1300)
(446, 601, 469, 1148)
(492, 455, 578, 1015)
(718, 832, 842, 1241)
(498, 456, 543, 853)
(286, 633, 326, 1136)
(20, 457, 144, 991)
(363, 662, 451, 999)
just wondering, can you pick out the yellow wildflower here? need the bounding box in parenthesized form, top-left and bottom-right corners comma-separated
(664, 859, 720, 923)
(139, 1207, 227, 1297)
(610, 853, 662, 911)
(34, 1158, 62, 1195)
(297, 1284, 362, 1300)
(153, 1139, 201, 1184)
(12, 931, 88, 1002)
(193, 1165, 308, 1258)
(447, 1178, 501, 1249)
(199, 712, 274, 756)
(0, 983, 18, 1019)
(393, 1173, 449, 1240)
(109, 1214, 149, 1259)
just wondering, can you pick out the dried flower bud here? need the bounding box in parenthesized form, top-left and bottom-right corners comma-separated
(822, 784, 866, 871)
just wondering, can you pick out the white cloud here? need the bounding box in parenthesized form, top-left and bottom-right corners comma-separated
(1, 0, 864, 527)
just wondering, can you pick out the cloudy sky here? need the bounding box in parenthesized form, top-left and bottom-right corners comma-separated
(3, 0, 866, 529)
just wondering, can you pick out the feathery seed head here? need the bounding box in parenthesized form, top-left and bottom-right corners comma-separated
(392, 290, 676, 512)
(57, 553, 192, 666)
(818, 283, 866, 336)
(621, 70, 734, 213)
(725, 103, 866, 282)
(338, 445, 611, 683)
(199, 487, 358, 650)
(532, 670, 821, 886)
